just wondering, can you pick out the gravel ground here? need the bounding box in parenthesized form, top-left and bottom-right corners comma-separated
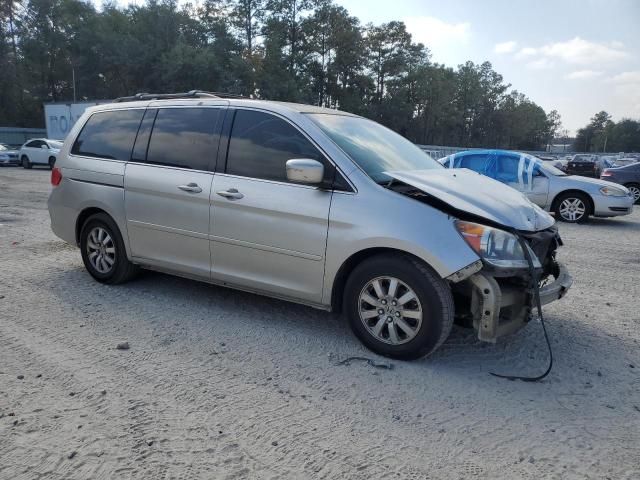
(1, 167, 639, 480)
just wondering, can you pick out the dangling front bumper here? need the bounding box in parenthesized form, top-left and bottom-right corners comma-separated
(466, 262, 572, 343)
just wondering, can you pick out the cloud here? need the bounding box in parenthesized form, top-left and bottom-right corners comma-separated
(607, 71, 640, 84)
(565, 70, 603, 80)
(494, 41, 517, 54)
(403, 16, 470, 49)
(516, 37, 629, 65)
(605, 72, 640, 119)
(526, 58, 553, 70)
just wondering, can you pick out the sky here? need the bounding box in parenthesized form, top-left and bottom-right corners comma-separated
(336, 0, 640, 134)
(100, 0, 639, 134)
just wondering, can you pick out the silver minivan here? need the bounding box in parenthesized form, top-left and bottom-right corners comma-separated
(48, 92, 572, 359)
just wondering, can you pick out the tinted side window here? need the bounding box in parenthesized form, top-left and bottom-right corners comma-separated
(72, 110, 144, 161)
(146, 108, 220, 170)
(26, 140, 42, 148)
(226, 110, 324, 182)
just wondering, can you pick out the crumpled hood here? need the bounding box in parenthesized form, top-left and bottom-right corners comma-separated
(385, 168, 555, 232)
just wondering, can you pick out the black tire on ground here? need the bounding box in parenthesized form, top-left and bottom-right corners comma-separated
(344, 254, 454, 360)
(79, 213, 139, 284)
(553, 191, 591, 223)
(48, 157, 56, 170)
(21, 156, 32, 169)
(624, 183, 640, 205)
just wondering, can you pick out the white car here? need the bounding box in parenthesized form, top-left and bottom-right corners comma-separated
(19, 138, 63, 169)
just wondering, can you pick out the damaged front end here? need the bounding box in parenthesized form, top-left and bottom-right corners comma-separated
(384, 174, 573, 343)
(450, 226, 572, 342)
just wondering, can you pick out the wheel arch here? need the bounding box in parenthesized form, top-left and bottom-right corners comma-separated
(75, 207, 112, 245)
(330, 247, 440, 313)
(550, 189, 595, 215)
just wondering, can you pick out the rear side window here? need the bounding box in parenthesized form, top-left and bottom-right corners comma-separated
(146, 108, 221, 170)
(226, 110, 324, 182)
(72, 110, 144, 161)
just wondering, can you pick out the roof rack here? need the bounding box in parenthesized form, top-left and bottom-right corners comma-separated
(113, 90, 247, 102)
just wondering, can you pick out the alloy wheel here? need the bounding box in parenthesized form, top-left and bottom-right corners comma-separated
(559, 197, 586, 222)
(628, 186, 640, 203)
(358, 276, 423, 345)
(86, 227, 116, 274)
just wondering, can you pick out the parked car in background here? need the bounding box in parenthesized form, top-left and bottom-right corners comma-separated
(19, 138, 63, 169)
(565, 154, 601, 177)
(601, 163, 640, 204)
(0, 143, 20, 166)
(613, 156, 639, 167)
(441, 149, 634, 222)
(48, 92, 573, 359)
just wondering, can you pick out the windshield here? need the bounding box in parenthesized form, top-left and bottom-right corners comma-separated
(307, 113, 442, 183)
(49, 140, 63, 149)
(538, 160, 567, 176)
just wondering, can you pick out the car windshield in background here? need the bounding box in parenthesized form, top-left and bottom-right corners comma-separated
(49, 140, 63, 149)
(307, 113, 442, 183)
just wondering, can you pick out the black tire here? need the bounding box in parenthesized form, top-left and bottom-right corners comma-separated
(344, 254, 454, 360)
(624, 183, 640, 205)
(21, 156, 32, 169)
(79, 213, 138, 284)
(553, 192, 591, 223)
(48, 157, 56, 170)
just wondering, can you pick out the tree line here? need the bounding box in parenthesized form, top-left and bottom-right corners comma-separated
(574, 111, 640, 153)
(2, 0, 565, 149)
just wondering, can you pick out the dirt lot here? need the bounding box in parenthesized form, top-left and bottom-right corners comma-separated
(1, 167, 639, 479)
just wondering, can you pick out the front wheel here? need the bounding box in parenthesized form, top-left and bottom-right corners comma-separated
(554, 192, 590, 223)
(21, 156, 32, 169)
(625, 183, 640, 205)
(344, 254, 454, 360)
(80, 213, 138, 284)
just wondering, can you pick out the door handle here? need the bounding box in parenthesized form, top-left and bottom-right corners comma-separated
(216, 188, 244, 200)
(178, 182, 202, 193)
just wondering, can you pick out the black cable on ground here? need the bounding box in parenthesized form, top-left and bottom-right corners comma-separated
(490, 235, 553, 382)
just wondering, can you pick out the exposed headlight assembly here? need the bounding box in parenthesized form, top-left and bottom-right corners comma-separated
(599, 186, 627, 197)
(455, 220, 541, 269)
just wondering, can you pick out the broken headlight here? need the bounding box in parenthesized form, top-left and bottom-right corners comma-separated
(455, 220, 541, 269)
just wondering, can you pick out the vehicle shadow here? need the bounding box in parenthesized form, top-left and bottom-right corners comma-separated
(48, 265, 637, 400)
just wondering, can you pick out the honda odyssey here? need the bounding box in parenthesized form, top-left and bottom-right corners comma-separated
(48, 91, 573, 359)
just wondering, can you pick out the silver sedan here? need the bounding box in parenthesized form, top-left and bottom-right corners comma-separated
(441, 150, 634, 222)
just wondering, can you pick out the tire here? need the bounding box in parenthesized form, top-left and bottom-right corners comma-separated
(624, 183, 640, 205)
(48, 157, 56, 170)
(344, 254, 454, 360)
(79, 213, 138, 284)
(554, 192, 590, 223)
(21, 156, 32, 169)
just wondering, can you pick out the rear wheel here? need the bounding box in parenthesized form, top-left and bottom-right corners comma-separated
(21, 156, 32, 169)
(48, 157, 56, 170)
(624, 183, 640, 204)
(80, 213, 138, 284)
(344, 254, 454, 360)
(554, 192, 590, 223)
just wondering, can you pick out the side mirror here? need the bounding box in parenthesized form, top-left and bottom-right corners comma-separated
(286, 159, 324, 185)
